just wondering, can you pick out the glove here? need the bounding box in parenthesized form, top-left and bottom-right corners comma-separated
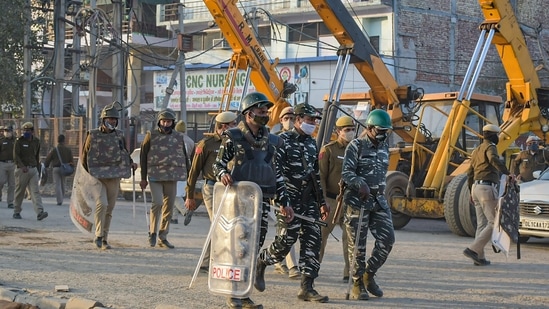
(358, 184, 370, 200)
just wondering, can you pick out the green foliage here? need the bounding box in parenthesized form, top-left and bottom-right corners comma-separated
(0, 0, 46, 114)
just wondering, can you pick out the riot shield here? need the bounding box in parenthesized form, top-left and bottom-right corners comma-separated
(69, 162, 103, 235)
(208, 181, 262, 298)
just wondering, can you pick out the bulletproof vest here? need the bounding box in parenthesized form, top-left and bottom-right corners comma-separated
(146, 130, 187, 181)
(86, 129, 131, 179)
(226, 128, 281, 198)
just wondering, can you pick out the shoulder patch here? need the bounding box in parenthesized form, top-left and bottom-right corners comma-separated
(195, 146, 203, 155)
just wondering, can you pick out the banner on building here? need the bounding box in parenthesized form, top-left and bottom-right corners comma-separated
(154, 69, 256, 111)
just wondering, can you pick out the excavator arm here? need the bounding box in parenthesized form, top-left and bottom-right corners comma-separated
(203, 0, 294, 127)
(308, 0, 425, 144)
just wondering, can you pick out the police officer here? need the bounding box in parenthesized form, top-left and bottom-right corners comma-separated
(82, 102, 135, 249)
(271, 105, 300, 279)
(13, 122, 48, 221)
(255, 103, 329, 303)
(44, 134, 74, 205)
(465, 124, 512, 266)
(185, 111, 237, 271)
(213, 92, 293, 309)
(512, 135, 549, 183)
(274, 106, 295, 134)
(319, 115, 354, 282)
(0, 125, 16, 209)
(171, 120, 195, 225)
(341, 109, 395, 300)
(140, 109, 189, 249)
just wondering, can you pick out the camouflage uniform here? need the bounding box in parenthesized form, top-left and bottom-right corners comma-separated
(82, 126, 132, 245)
(140, 128, 188, 247)
(0, 127, 16, 208)
(258, 128, 326, 277)
(213, 121, 289, 249)
(44, 137, 74, 205)
(341, 136, 394, 295)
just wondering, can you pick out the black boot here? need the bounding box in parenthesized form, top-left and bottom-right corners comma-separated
(364, 272, 383, 297)
(350, 278, 369, 300)
(254, 257, 267, 292)
(297, 275, 329, 302)
(226, 297, 263, 309)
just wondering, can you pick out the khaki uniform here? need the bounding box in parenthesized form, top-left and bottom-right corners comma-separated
(318, 139, 350, 278)
(140, 129, 188, 242)
(172, 133, 195, 221)
(466, 140, 510, 260)
(44, 143, 74, 205)
(82, 127, 132, 242)
(13, 135, 44, 216)
(511, 149, 549, 183)
(0, 135, 16, 207)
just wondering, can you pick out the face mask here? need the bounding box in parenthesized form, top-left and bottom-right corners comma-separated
(300, 122, 316, 136)
(374, 129, 389, 142)
(160, 126, 172, 133)
(487, 134, 499, 145)
(105, 121, 116, 131)
(250, 112, 269, 126)
(23, 132, 32, 139)
(528, 143, 539, 152)
(282, 119, 294, 131)
(342, 131, 355, 142)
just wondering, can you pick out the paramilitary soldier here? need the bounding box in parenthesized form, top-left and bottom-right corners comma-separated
(341, 109, 395, 300)
(82, 103, 135, 249)
(255, 103, 330, 303)
(0, 125, 16, 209)
(318, 115, 354, 282)
(213, 92, 294, 309)
(185, 111, 237, 271)
(512, 135, 549, 183)
(13, 122, 48, 221)
(140, 109, 189, 249)
(465, 124, 513, 266)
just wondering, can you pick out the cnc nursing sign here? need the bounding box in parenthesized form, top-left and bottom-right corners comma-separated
(153, 70, 255, 111)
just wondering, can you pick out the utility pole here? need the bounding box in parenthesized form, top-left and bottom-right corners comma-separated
(112, 0, 125, 130)
(71, 1, 82, 118)
(88, 0, 98, 129)
(53, 0, 67, 118)
(178, 4, 187, 123)
(23, 0, 32, 119)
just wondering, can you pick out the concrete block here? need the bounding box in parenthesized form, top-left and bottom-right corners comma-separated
(0, 288, 18, 301)
(65, 297, 103, 309)
(36, 296, 66, 309)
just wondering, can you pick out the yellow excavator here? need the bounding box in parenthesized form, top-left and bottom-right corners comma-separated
(308, 0, 508, 235)
(202, 0, 296, 127)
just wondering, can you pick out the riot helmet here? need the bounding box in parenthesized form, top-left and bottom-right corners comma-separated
(365, 109, 392, 129)
(240, 92, 274, 115)
(157, 108, 176, 133)
(100, 102, 120, 131)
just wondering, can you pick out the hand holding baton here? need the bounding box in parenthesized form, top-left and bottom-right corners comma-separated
(269, 205, 327, 227)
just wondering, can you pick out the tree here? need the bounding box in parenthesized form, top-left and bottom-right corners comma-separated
(0, 0, 48, 115)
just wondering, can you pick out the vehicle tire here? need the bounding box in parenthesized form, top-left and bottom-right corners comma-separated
(386, 171, 413, 230)
(518, 236, 530, 243)
(443, 174, 475, 237)
(123, 192, 133, 201)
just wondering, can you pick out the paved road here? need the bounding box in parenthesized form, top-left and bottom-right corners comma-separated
(0, 196, 548, 308)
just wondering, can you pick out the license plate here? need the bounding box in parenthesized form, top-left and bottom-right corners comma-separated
(521, 218, 549, 230)
(210, 265, 243, 281)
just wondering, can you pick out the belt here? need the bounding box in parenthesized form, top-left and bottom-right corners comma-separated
(205, 179, 216, 186)
(474, 180, 496, 186)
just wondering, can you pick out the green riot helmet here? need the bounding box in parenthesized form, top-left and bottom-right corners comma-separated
(365, 109, 392, 129)
(100, 102, 120, 119)
(240, 92, 274, 115)
(157, 108, 176, 132)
